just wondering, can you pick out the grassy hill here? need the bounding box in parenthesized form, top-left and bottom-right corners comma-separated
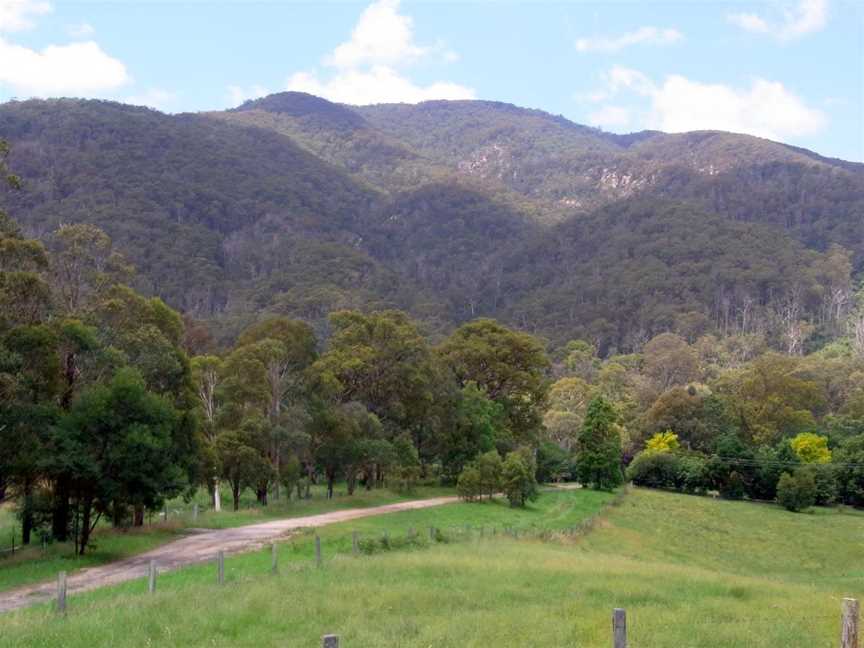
(0, 488, 860, 647)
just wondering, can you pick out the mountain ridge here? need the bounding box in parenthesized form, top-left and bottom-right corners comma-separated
(0, 92, 861, 351)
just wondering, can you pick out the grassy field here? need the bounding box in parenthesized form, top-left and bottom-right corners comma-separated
(0, 488, 861, 647)
(0, 484, 453, 592)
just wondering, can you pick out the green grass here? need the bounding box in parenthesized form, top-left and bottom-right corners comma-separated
(1, 488, 861, 647)
(0, 484, 453, 592)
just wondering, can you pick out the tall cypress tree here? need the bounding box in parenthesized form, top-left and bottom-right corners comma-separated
(575, 396, 624, 490)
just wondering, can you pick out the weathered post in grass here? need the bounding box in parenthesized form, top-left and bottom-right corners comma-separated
(613, 608, 627, 648)
(352, 531, 359, 555)
(56, 571, 67, 615)
(842, 598, 859, 648)
(148, 560, 157, 593)
(217, 550, 225, 585)
(315, 535, 322, 568)
(322, 634, 339, 647)
(428, 526, 435, 541)
(271, 543, 278, 574)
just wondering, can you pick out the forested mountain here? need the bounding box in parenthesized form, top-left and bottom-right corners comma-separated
(1, 92, 862, 351)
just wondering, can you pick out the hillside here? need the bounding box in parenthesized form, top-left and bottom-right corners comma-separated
(1, 93, 862, 348)
(1, 489, 859, 647)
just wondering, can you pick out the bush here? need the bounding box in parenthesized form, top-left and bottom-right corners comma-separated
(475, 450, 503, 498)
(834, 434, 864, 506)
(456, 466, 483, 502)
(748, 443, 799, 501)
(777, 469, 816, 512)
(677, 454, 709, 494)
(707, 434, 754, 499)
(502, 449, 538, 507)
(626, 451, 681, 489)
(536, 442, 571, 483)
(799, 463, 837, 506)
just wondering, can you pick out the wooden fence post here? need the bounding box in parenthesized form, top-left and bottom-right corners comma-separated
(322, 634, 339, 647)
(315, 535, 322, 568)
(842, 598, 859, 648)
(148, 560, 157, 593)
(271, 543, 278, 574)
(217, 550, 225, 585)
(613, 608, 627, 648)
(352, 531, 359, 555)
(56, 571, 67, 615)
(429, 526, 435, 541)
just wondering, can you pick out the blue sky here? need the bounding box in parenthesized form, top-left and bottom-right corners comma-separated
(0, 0, 861, 161)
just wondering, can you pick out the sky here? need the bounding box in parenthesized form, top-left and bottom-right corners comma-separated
(0, 0, 861, 161)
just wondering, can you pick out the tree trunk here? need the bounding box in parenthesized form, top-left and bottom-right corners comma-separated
(21, 480, 34, 545)
(78, 496, 94, 555)
(52, 478, 70, 541)
(133, 504, 144, 527)
(326, 469, 335, 499)
(112, 499, 123, 528)
(232, 482, 240, 511)
(256, 484, 268, 506)
(213, 478, 221, 512)
(347, 471, 356, 496)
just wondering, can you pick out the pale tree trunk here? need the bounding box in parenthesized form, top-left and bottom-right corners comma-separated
(213, 478, 221, 512)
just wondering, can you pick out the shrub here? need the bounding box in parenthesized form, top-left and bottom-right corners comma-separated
(798, 463, 837, 506)
(748, 443, 799, 501)
(475, 450, 503, 498)
(677, 454, 709, 494)
(834, 434, 864, 506)
(502, 449, 538, 507)
(536, 442, 571, 483)
(626, 451, 681, 489)
(777, 469, 816, 512)
(707, 434, 754, 499)
(456, 466, 483, 502)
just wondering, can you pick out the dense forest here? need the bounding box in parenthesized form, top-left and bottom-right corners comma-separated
(2, 93, 863, 351)
(2, 91, 864, 548)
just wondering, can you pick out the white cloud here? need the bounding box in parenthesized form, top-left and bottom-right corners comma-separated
(728, 0, 828, 40)
(282, 0, 474, 105)
(587, 105, 631, 128)
(326, 0, 425, 69)
(287, 66, 475, 105)
(576, 26, 683, 53)
(125, 87, 179, 112)
(586, 67, 826, 141)
(0, 37, 129, 95)
(67, 21, 94, 38)
(227, 84, 270, 107)
(649, 75, 825, 138)
(0, 0, 51, 32)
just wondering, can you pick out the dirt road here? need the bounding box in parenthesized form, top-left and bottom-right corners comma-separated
(0, 495, 458, 613)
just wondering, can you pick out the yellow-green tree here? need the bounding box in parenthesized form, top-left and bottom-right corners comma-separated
(645, 430, 680, 454)
(790, 432, 831, 464)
